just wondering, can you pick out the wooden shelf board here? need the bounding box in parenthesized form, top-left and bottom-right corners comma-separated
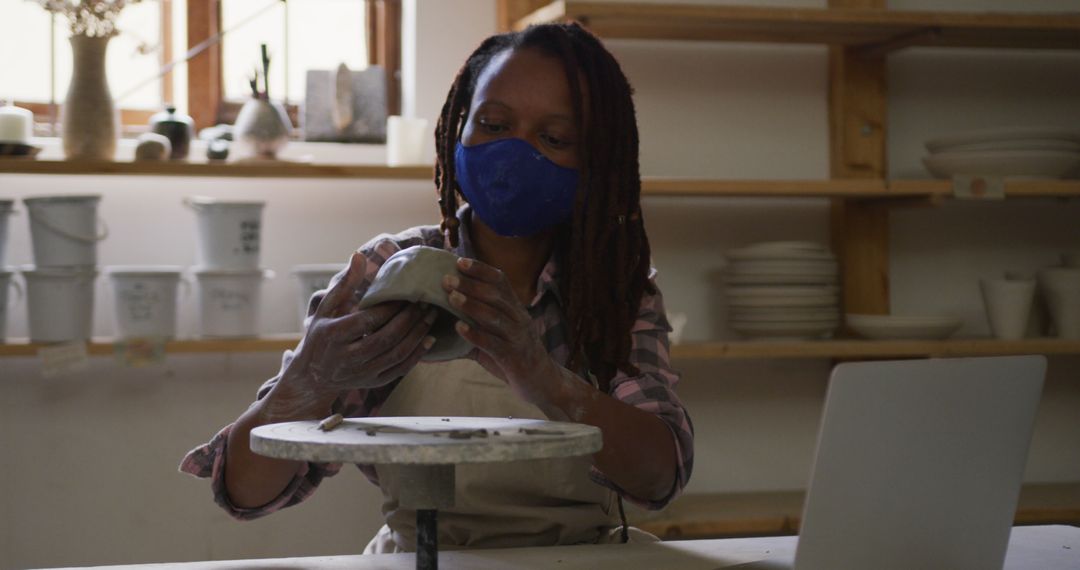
(0, 336, 301, 357)
(517, 2, 1080, 50)
(671, 338, 1080, 360)
(0, 160, 434, 180)
(641, 178, 887, 198)
(889, 179, 1080, 199)
(642, 179, 1080, 199)
(3, 337, 1077, 360)
(3, 160, 1077, 201)
(634, 482, 1080, 540)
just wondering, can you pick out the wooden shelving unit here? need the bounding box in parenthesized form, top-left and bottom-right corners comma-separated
(642, 179, 1080, 199)
(672, 339, 1080, 360)
(3, 337, 1079, 360)
(0, 159, 433, 180)
(633, 482, 1080, 539)
(513, 1, 1080, 50)
(0, 336, 300, 358)
(4, 160, 1078, 201)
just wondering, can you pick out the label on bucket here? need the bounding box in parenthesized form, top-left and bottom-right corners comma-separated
(114, 338, 167, 366)
(38, 342, 90, 378)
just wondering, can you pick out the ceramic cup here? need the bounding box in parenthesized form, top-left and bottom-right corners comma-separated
(1038, 267, 1080, 340)
(1005, 270, 1049, 337)
(980, 278, 1036, 340)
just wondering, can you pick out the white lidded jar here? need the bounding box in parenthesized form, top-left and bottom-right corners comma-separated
(193, 267, 273, 338)
(23, 194, 106, 268)
(183, 196, 265, 270)
(0, 199, 13, 268)
(291, 264, 344, 328)
(106, 266, 185, 340)
(21, 266, 97, 343)
(0, 267, 22, 342)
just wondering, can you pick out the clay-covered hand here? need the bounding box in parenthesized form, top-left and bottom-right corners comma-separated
(442, 257, 554, 405)
(266, 251, 438, 420)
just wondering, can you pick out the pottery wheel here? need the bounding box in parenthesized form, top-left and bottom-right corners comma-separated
(251, 417, 602, 570)
(250, 416, 602, 465)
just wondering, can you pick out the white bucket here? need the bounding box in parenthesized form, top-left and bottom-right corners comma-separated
(183, 197, 265, 270)
(24, 195, 107, 267)
(22, 266, 97, 343)
(0, 200, 13, 268)
(291, 264, 344, 326)
(193, 267, 273, 337)
(107, 266, 186, 340)
(0, 267, 23, 341)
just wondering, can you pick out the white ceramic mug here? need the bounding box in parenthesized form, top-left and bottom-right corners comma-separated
(980, 278, 1036, 340)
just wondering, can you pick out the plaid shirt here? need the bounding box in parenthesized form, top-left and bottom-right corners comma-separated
(180, 206, 694, 519)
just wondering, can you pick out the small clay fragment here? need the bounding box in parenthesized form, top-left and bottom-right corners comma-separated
(318, 413, 344, 432)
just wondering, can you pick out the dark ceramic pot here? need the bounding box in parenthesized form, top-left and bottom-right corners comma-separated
(149, 105, 194, 160)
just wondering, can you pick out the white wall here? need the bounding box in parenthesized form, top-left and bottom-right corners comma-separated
(3, 1, 1080, 568)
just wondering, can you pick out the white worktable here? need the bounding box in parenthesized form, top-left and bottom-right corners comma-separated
(41, 525, 1079, 570)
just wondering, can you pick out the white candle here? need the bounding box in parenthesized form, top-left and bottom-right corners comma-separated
(386, 116, 430, 166)
(0, 105, 33, 144)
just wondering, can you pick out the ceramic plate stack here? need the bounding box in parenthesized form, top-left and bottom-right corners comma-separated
(923, 127, 1080, 179)
(724, 242, 839, 340)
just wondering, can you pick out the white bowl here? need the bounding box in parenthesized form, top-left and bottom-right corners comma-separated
(846, 314, 962, 340)
(922, 149, 1080, 179)
(726, 273, 839, 286)
(728, 295, 838, 308)
(925, 127, 1080, 154)
(729, 260, 838, 276)
(731, 308, 839, 322)
(729, 241, 828, 256)
(726, 246, 835, 262)
(726, 285, 839, 297)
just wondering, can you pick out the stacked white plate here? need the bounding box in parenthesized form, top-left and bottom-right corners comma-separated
(724, 242, 840, 340)
(923, 127, 1080, 179)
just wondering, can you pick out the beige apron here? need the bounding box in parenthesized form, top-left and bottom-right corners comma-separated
(362, 359, 657, 553)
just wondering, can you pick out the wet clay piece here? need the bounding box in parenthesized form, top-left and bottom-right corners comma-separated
(357, 245, 474, 361)
(317, 413, 344, 432)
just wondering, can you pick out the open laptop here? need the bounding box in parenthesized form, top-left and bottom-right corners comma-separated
(737, 355, 1046, 570)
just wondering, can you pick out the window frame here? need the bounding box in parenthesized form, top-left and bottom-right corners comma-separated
(14, 0, 400, 136)
(15, 0, 175, 134)
(187, 0, 401, 132)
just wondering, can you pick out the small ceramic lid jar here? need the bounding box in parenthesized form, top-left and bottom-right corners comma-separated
(149, 105, 194, 160)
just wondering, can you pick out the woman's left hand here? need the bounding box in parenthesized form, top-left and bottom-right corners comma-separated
(442, 257, 555, 405)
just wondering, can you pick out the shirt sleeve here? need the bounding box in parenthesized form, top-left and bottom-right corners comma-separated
(587, 273, 695, 511)
(177, 234, 423, 520)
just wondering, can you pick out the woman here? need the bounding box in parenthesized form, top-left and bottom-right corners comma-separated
(181, 22, 693, 553)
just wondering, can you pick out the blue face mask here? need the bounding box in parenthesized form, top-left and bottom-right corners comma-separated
(455, 138, 579, 238)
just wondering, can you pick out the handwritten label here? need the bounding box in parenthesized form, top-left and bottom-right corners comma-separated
(114, 338, 167, 367)
(952, 175, 1005, 200)
(38, 342, 89, 378)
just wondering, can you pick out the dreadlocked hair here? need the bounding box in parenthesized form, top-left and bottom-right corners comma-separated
(434, 22, 654, 394)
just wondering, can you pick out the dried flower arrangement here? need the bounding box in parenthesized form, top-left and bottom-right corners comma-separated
(33, 0, 143, 37)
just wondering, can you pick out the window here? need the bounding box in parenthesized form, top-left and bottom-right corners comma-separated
(0, 0, 182, 132)
(1, 0, 400, 134)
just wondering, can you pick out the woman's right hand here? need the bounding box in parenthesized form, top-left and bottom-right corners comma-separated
(265, 251, 438, 420)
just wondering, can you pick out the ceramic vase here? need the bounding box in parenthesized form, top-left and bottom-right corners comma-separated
(234, 98, 291, 159)
(62, 35, 119, 161)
